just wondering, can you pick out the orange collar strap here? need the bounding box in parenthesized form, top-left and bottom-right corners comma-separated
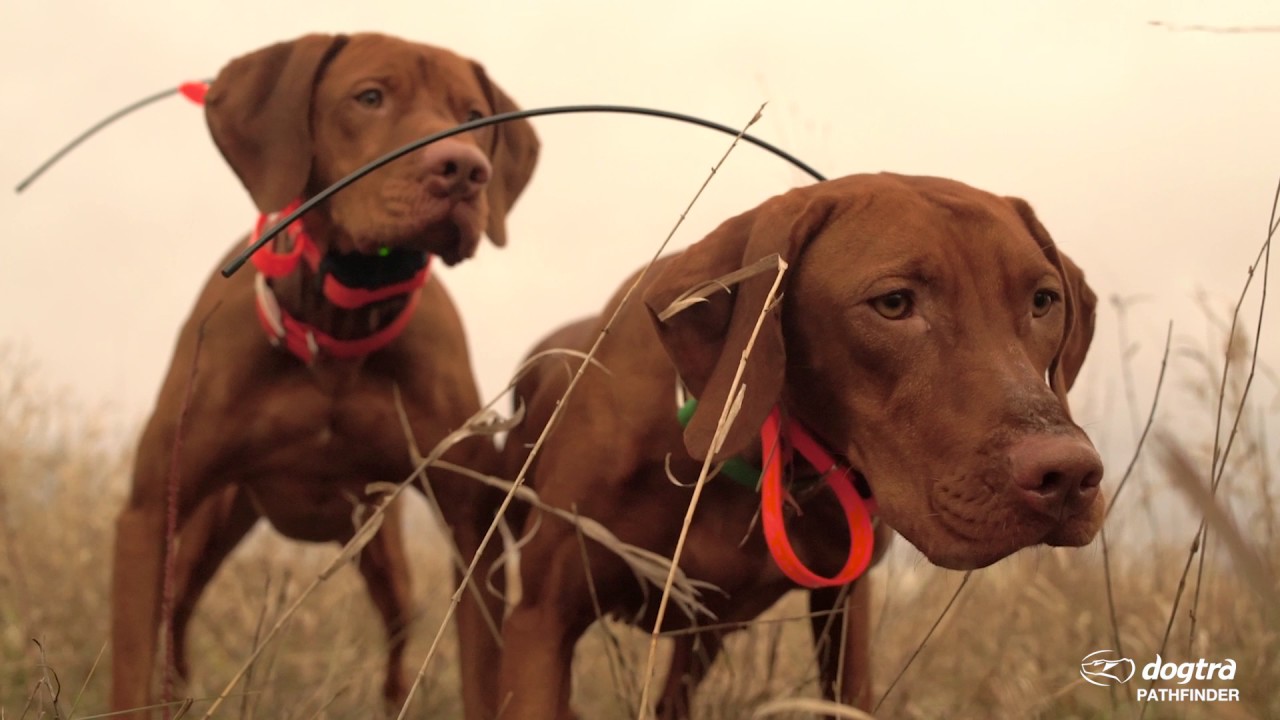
(759, 407, 878, 588)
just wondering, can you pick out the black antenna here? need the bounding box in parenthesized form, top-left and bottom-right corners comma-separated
(15, 81, 211, 193)
(223, 103, 828, 278)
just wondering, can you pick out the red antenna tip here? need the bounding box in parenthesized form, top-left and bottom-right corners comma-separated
(179, 81, 209, 106)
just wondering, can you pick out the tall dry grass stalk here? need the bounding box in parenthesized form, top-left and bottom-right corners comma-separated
(635, 253, 788, 718)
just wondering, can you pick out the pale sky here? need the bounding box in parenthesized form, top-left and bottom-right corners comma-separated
(4, 1, 1278, 485)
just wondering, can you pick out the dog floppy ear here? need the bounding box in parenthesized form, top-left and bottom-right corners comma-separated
(1005, 196, 1098, 400)
(644, 190, 836, 462)
(471, 62, 540, 248)
(205, 34, 347, 213)
(1055, 250, 1098, 390)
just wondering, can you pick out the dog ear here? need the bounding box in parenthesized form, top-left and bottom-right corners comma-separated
(205, 34, 347, 213)
(471, 62, 540, 248)
(1005, 196, 1098, 400)
(1055, 249, 1098, 390)
(644, 191, 836, 462)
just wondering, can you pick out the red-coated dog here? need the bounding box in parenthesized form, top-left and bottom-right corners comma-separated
(111, 33, 538, 719)
(501, 174, 1102, 718)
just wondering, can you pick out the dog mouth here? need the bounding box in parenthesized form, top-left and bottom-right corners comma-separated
(813, 458, 1011, 571)
(864, 468, 1100, 571)
(354, 194, 483, 263)
(422, 220, 470, 265)
(930, 506, 1043, 569)
(1043, 498, 1106, 547)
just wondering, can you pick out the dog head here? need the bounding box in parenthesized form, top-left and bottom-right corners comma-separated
(645, 173, 1104, 570)
(205, 33, 539, 265)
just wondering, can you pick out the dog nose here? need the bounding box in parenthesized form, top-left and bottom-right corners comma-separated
(422, 141, 491, 199)
(1009, 436, 1103, 517)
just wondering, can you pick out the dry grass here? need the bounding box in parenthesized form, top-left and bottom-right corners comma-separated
(2, 199, 1276, 719)
(0, 348, 465, 719)
(3, 317, 1276, 720)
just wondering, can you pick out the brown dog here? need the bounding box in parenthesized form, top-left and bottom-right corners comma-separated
(110, 33, 538, 719)
(499, 173, 1102, 718)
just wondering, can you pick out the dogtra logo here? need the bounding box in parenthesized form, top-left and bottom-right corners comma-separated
(1080, 650, 1136, 686)
(1080, 650, 1241, 702)
(1136, 654, 1239, 702)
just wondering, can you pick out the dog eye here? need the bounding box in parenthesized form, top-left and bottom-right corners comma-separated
(870, 291, 913, 320)
(1032, 289, 1059, 317)
(355, 89, 384, 108)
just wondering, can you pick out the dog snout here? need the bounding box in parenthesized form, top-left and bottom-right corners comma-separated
(1009, 435, 1103, 517)
(422, 141, 492, 199)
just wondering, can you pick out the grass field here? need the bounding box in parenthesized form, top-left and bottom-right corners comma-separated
(2, 278, 1276, 719)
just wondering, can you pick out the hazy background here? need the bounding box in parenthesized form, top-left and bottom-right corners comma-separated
(3, 3, 1279, 716)
(4, 1, 1278, 469)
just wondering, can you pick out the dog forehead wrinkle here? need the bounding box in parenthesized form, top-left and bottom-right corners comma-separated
(927, 212, 1047, 335)
(802, 213, 944, 302)
(327, 39, 434, 92)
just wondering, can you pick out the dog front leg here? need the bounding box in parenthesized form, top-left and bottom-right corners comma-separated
(169, 485, 259, 683)
(495, 521, 598, 720)
(353, 497, 414, 710)
(111, 405, 224, 719)
(839, 579, 873, 710)
(656, 630, 725, 720)
(809, 580, 872, 713)
(451, 504, 509, 720)
(497, 600, 579, 720)
(111, 493, 168, 718)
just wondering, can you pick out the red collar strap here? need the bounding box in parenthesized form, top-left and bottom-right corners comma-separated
(759, 408, 878, 588)
(248, 201, 431, 363)
(254, 273, 422, 363)
(248, 200, 432, 309)
(249, 199, 323, 277)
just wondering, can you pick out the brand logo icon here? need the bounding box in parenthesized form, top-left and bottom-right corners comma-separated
(1080, 650, 1136, 686)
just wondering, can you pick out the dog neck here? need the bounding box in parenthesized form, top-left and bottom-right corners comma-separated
(248, 201, 430, 364)
(675, 390, 878, 588)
